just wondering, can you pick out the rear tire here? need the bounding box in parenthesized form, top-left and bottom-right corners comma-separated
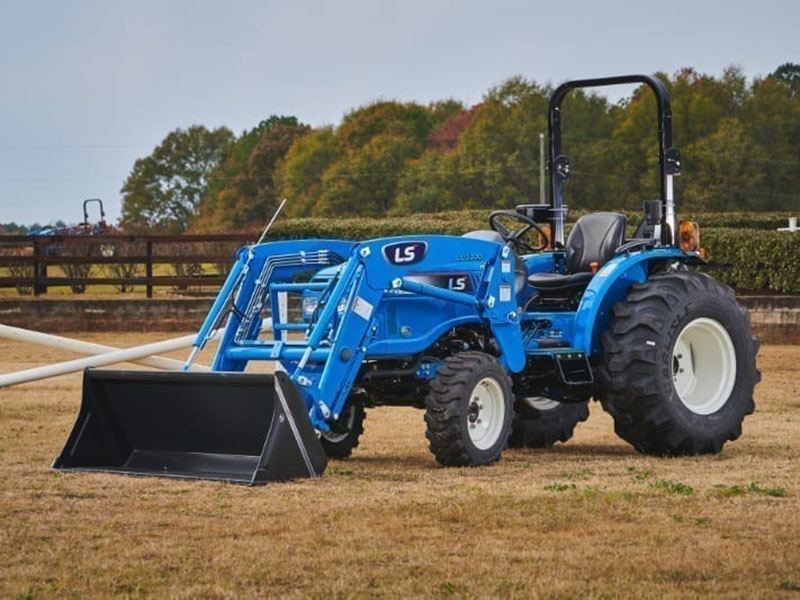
(425, 352, 513, 467)
(508, 397, 589, 448)
(321, 403, 365, 459)
(598, 271, 759, 456)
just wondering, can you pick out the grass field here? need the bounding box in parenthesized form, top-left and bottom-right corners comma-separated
(1, 334, 799, 598)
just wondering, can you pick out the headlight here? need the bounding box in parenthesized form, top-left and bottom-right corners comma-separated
(302, 296, 318, 317)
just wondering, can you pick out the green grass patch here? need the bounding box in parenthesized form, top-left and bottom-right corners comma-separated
(544, 482, 577, 492)
(713, 484, 748, 497)
(650, 479, 694, 496)
(713, 482, 788, 498)
(438, 581, 468, 596)
(329, 467, 355, 477)
(747, 482, 788, 498)
(562, 468, 592, 481)
(627, 466, 653, 481)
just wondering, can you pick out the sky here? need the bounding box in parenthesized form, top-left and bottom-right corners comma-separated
(0, 0, 797, 226)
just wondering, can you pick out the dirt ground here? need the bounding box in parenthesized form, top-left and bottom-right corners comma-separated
(1, 334, 799, 599)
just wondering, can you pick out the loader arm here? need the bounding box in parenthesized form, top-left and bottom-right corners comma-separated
(206, 235, 524, 431)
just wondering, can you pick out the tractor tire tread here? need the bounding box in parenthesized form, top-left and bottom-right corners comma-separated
(321, 404, 366, 460)
(424, 351, 513, 467)
(507, 400, 590, 448)
(597, 271, 759, 456)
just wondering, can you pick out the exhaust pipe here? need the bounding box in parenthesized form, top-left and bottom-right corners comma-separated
(53, 369, 327, 485)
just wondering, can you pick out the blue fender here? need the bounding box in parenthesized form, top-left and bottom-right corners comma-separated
(572, 248, 688, 355)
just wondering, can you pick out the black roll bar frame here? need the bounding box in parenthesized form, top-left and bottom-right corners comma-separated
(547, 74, 681, 246)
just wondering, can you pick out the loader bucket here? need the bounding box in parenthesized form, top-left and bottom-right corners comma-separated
(53, 369, 327, 485)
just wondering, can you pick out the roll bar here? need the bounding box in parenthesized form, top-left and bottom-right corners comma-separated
(547, 74, 681, 246)
(83, 198, 106, 227)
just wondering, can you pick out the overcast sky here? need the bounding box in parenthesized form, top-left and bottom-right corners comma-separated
(0, 0, 797, 225)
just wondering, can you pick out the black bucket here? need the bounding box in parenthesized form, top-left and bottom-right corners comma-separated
(53, 369, 327, 485)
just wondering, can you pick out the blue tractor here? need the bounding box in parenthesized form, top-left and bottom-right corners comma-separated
(55, 75, 759, 484)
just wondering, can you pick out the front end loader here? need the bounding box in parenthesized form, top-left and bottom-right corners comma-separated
(55, 75, 759, 484)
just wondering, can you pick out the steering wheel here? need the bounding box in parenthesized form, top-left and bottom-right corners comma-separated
(488, 210, 550, 253)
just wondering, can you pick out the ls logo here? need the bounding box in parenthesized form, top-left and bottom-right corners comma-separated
(404, 273, 474, 292)
(448, 276, 468, 291)
(382, 241, 427, 266)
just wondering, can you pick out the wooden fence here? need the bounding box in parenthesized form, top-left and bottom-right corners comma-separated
(0, 234, 253, 298)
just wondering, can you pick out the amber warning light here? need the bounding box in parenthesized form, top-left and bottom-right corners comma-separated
(679, 221, 701, 253)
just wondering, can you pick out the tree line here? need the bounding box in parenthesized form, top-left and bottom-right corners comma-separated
(118, 63, 800, 233)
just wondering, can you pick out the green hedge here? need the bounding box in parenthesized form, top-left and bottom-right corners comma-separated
(683, 212, 797, 230)
(266, 209, 797, 239)
(263, 211, 800, 294)
(702, 229, 800, 294)
(267, 211, 488, 239)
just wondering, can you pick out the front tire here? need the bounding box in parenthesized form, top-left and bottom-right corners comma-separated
(598, 271, 759, 456)
(321, 403, 365, 459)
(425, 352, 513, 467)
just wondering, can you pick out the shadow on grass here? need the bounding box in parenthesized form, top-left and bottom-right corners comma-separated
(330, 453, 436, 475)
(525, 443, 638, 458)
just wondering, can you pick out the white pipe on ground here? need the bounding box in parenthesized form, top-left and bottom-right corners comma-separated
(0, 332, 214, 388)
(0, 324, 209, 372)
(0, 318, 274, 388)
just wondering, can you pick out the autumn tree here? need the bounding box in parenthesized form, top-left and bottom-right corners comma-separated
(277, 100, 461, 217)
(193, 116, 310, 230)
(740, 74, 800, 209)
(277, 128, 337, 218)
(773, 62, 800, 97)
(120, 126, 234, 232)
(396, 77, 553, 213)
(124, 64, 800, 229)
(683, 118, 767, 211)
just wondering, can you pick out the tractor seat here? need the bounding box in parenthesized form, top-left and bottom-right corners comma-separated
(528, 271, 594, 291)
(528, 212, 627, 293)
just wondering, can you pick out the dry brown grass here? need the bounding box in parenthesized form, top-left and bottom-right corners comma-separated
(1, 335, 799, 598)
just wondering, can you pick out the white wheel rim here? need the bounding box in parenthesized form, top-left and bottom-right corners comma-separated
(672, 317, 737, 415)
(322, 406, 356, 443)
(467, 377, 506, 450)
(523, 396, 561, 411)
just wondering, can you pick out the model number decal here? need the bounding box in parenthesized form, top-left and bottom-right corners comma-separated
(456, 251, 484, 262)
